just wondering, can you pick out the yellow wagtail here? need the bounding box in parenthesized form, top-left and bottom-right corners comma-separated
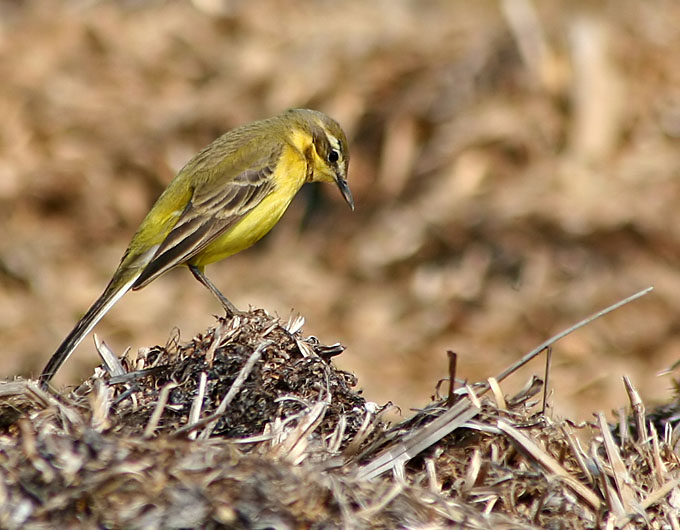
(39, 109, 354, 386)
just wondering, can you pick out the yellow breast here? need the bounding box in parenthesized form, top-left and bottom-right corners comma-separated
(189, 144, 308, 266)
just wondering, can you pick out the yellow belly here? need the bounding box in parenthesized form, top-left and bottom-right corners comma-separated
(189, 149, 307, 266)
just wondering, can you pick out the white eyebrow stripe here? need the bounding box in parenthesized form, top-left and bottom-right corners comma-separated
(327, 134, 341, 153)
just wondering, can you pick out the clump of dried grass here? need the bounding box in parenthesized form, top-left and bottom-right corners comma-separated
(1, 305, 679, 529)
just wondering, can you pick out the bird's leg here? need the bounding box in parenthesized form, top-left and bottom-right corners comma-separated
(189, 265, 241, 316)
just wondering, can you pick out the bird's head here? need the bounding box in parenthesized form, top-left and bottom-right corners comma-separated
(287, 109, 354, 210)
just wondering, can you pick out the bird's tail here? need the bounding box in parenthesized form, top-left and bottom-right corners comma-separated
(39, 274, 139, 388)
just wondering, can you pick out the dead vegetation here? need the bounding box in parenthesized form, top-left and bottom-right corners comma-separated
(1, 304, 679, 528)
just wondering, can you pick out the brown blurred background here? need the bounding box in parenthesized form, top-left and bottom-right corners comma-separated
(1, 0, 679, 420)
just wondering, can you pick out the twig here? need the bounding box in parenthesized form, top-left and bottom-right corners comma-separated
(327, 414, 347, 454)
(447, 350, 457, 407)
(487, 377, 506, 410)
(143, 382, 179, 438)
(205, 321, 229, 368)
(623, 376, 648, 444)
(25, 381, 82, 426)
(172, 340, 271, 438)
(649, 422, 667, 483)
(615, 478, 680, 528)
(561, 422, 594, 485)
(188, 372, 208, 440)
(198, 340, 271, 439)
(541, 346, 552, 414)
(94, 334, 126, 378)
(590, 444, 625, 518)
(498, 419, 601, 510)
(356, 398, 480, 481)
(272, 401, 328, 464)
(489, 287, 653, 389)
(89, 379, 112, 432)
(425, 458, 439, 493)
(596, 412, 636, 512)
(343, 408, 379, 457)
(0, 381, 28, 397)
(355, 483, 404, 520)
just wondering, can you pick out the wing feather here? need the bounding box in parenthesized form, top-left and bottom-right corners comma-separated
(132, 149, 279, 289)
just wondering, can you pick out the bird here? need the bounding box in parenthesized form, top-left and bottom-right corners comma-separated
(39, 108, 354, 387)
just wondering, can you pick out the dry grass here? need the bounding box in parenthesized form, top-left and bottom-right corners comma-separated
(1, 308, 679, 528)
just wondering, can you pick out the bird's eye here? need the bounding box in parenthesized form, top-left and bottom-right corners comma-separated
(328, 150, 340, 163)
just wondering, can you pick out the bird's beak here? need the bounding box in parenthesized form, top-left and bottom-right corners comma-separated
(335, 175, 355, 211)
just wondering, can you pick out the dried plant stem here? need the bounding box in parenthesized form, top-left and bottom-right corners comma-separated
(490, 287, 653, 389)
(172, 340, 272, 438)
